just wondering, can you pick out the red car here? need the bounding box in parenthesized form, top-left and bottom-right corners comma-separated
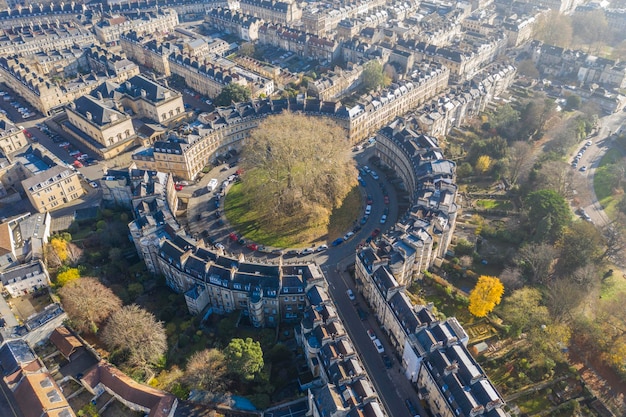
(72, 160, 83, 168)
(247, 243, 258, 251)
(384, 195, 389, 204)
(371, 228, 381, 238)
(175, 184, 184, 191)
(229, 232, 239, 241)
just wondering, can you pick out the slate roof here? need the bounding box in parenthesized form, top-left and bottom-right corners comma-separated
(0, 340, 36, 376)
(72, 95, 125, 127)
(120, 75, 171, 103)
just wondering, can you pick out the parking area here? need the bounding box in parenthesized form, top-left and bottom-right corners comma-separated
(0, 84, 40, 123)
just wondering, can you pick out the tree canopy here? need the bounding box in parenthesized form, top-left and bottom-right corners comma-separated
(361, 60, 386, 92)
(183, 349, 228, 391)
(56, 268, 80, 287)
(59, 277, 122, 334)
(225, 338, 264, 381)
(525, 189, 571, 242)
(215, 83, 251, 106)
(468, 275, 504, 317)
(101, 305, 167, 370)
(239, 112, 357, 234)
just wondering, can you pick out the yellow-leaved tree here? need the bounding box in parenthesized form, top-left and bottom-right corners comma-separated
(475, 155, 492, 174)
(56, 268, 80, 287)
(468, 275, 504, 317)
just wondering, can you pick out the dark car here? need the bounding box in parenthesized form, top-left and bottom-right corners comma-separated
(237, 238, 246, 245)
(356, 305, 368, 321)
(360, 216, 368, 225)
(382, 354, 393, 369)
(367, 195, 373, 204)
(215, 211, 221, 218)
(247, 243, 259, 251)
(371, 228, 381, 238)
(405, 399, 419, 417)
(332, 238, 344, 246)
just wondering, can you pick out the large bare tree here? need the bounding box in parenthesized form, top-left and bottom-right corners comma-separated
(240, 112, 357, 229)
(101, 305, 167, 370)
(182, 349, 228, 391)
(58, 278, 122, 334)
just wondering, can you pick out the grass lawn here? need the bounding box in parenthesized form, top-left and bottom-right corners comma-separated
(593, 149, 623, 219)
(600, 270, 626, 301)
(514, 389, 553, 414)
(475, 199, 513, 210)
(225, 183, 361, 248)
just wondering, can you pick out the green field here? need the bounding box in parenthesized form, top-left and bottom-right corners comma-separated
(593, 149, 623, 219)
(224, 182, 362, 248)
(475, 199, 513, 210)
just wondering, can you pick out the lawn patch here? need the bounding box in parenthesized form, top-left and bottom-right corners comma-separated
(593, 149, 623, 218)
(475, 199, 513, 210)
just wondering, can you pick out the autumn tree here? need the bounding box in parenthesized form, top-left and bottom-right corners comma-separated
(475, 155, 492, 174)
(239, 112, 357, 235)
(101, 305, 167, 370)
(506, 141, 533, 186)
(516, 59, 540, 79)
(55, 268, 80, 287)
(182, 349, 228, 391)
(58, 277, 122, 334)
(224, 338, 264, 381)
(468, 276, 504, 318)
(534, 11, 572, 48)
(517, 242, 558, 284)
(572, 10, 609, 48)
(601, 217, 626, 264)
(215, 83, 251, 106)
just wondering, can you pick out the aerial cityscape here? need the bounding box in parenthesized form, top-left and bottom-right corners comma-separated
(0, 0, 624, 416)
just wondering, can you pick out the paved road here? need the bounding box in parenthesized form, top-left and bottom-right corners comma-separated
(575, 111, 626, 226)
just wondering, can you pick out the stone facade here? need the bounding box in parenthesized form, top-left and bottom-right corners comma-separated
(21, 165, 84, 213)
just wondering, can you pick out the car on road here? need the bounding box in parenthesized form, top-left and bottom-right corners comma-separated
(382, 353, 393, 369)
(367, 329, 376, 340)
(579, 166, 587, 172)
(367, 195, 373, 204)
(384, 195, 389, 204)
(247, 243, 259, 251)
(72, 160, 83, 168)
(405, 399, 420, 417)
(175, 184, 184, 191)
(69, 150, 81, 156)
(365, 204, 372, 215)
(359, 178, 366, 187)
(371, 228, 381, 238)
(380, 215, 387, 224)
(370, 170, 379, 180)
(346, 289, 356, 301)
(317, 244, 328, 251)
(362, 165, 370, 173)
(586, 140, 593, 146)
(373, 338, 384, 353)
(229, 232, 239, 241)
(215, 243, 225, 250)
(58, 142, 70, 147)
(343, 231, 355, 241)
(356, 305, 368, 321)
(360, 216, 368, 225)
(88, 181, 98, 188)
(332, 238, 344, 246)
(302, 247, 315, 255)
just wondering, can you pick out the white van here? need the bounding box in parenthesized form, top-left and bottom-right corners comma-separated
(207, 178, 218, 191)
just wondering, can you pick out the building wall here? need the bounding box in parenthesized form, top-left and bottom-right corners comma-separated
(24, 169, 84, 213)
(0, 128, 28, 155)
(66, 108, 135, 147)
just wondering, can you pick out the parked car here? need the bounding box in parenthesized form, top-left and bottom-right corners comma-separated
(373, 338, 384, 353)
(371, 228, 381, 238)
(405, 399, 419, 417)
(346, 289, 356, 301)
(332, 238, 344, 246)
(301, 247, 315, 255)
(343, 231, 355, 241)
(88, 181, 98, 188)
(367, 329, 376, 340)
(247, 243, 259, 251)
(317, 244, 328, 252)
(380, 215, 387, 224)
(382, 354, 393, 369)
(370, 170, 379, 180)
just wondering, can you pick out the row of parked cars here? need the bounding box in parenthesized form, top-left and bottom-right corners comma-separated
(572, 139, 593, 171)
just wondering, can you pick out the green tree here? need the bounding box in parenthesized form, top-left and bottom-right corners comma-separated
(361, 60, 385, 92)
(499, 287, 549, 336)
(525, 189, 571, 242)
(565, 94, 581, 110)
(490, 104, 520, 140)
(225, 337, 264, 381)
(468, 276, 504, 318)
(215, 83, 251, 106)
(56, 268, 80, 287)
(557, 221, 602, 274)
